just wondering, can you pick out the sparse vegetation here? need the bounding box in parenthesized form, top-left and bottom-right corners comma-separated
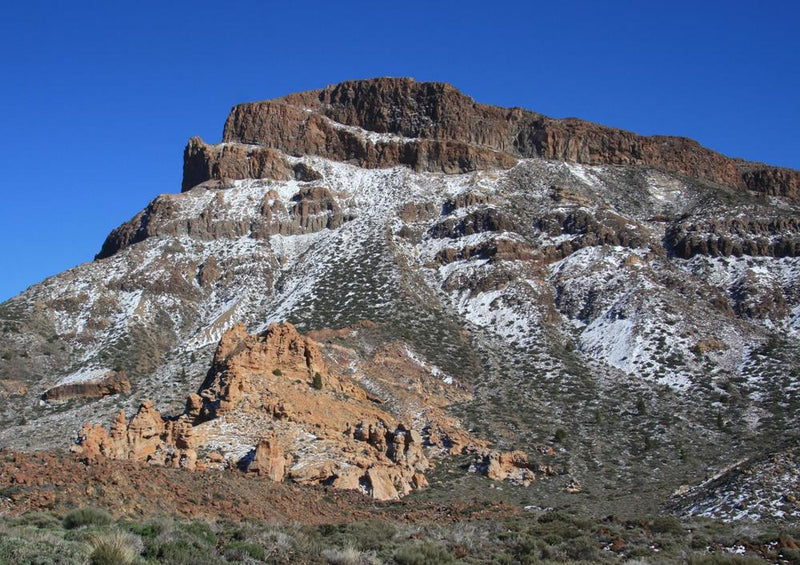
(1, 507, 791, 564)
(313, 371, 324, 390)
(63, 507, 113, 529)
(87, 530, 142, 565)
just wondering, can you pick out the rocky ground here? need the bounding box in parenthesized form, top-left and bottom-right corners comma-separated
(3, 452, 800, 564)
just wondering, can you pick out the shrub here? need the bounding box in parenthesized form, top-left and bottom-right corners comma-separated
(157, 539, 220, 564)
(564, 535, 599, 561)
(122, 520, 163, 540)
(554, 429, 567, 443)
(257, 527, 295, 559)
(223, 540, 266, 561)
(394, 542, 454, 565)
(88, 530, 143, 565)
(780, 547, 800, 565)
(182, 521, 217, 546)
(0, 533, 90, 564)
(63, 507, 113, 529)
(313, 372, 324, 390)
(12, 511, 62, 530)
(322, 545, 381, 565)
(319, 519, 396, 551)
(272, 368, 283, 376)
(650, 515, 684, 535)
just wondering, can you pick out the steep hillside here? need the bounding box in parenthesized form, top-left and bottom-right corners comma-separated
(1, 78, 798, 518)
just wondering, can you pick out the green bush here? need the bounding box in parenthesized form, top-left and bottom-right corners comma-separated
(313, 372, 324, 390)
(780, 547, 800, 565)
(0, 534, 89, 564)
(627, 545, 656, 559)
(272, 368, 283, 376)
(223, 540, 266, 561)
(394, 542, 454, 565)
(322, 545, 381, 565)
(63, 507, 113, 529)
(563, 535, 599, 561)
(317, 519, 396, 552)
(650, 515, 685, 535)
(122, 520, 163, 540)
(182, 520, 217, 546)
(12, 511, 63, 530)
(690, 535, 712, 549)
(158, 539, 221, 565)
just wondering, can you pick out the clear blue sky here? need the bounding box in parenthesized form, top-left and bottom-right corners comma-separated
(1, 1, 798, 302)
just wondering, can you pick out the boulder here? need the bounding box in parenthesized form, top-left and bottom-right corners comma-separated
(246, 435, 288, 482)
(366, 467, 399, 501)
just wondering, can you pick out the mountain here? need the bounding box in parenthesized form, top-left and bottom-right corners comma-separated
(1, 77, 799, 518)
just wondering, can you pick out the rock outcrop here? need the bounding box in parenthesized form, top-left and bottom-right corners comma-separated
(72, 400, 200, 470)
(197, 321, 334, 419)
(181, 137, 323, 191)
(216, 91, 518, 178)
(98, 78, 799, 261)
(96, 181, 350, 260)
(42, 371, 130, 402)
(71, 322, 544, 500)
(666, 216, 800, 258)
(470, 449, 552, 487)
(741, 164, 800, 201)
(69, 324, 422, 499)
(245, 435, 290, 482)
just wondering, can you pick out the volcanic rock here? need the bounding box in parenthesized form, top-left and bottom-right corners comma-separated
(214, 77, 798, 200)
(72, 322, 488, 500)
(472, 449, 551, 486)
(246, 435, 290, 482)
(42, 370, 130, 402)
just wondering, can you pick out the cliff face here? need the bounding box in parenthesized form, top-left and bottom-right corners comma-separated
(98, 78, 799, 263)
(185, 77, 798, 200)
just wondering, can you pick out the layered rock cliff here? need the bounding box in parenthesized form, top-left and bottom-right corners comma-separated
(176, 77, 798, 201)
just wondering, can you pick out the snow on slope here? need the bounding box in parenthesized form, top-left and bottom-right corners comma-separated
(1, 138, 799, 505)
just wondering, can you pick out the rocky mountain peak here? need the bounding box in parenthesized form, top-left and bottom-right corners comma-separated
(176, 77, 800, 202)
(2, 78, 800, 519)
(251, 76, 510, 144)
